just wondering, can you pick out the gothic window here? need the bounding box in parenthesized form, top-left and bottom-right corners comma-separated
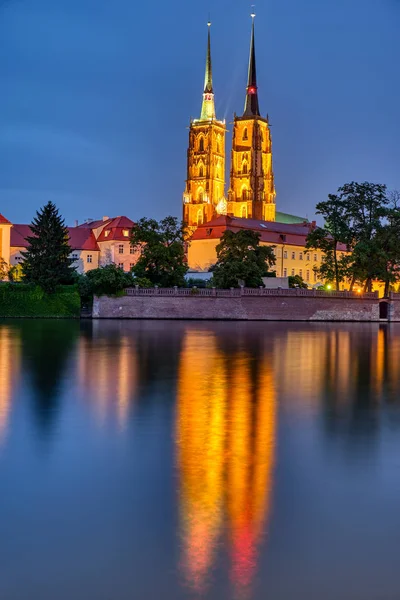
(199, 166, 204, 178)
(197, 209, 203, 225)
(241, 205, 247, 218)
(243, 128, 248, 141)
(199, 137, 204, 152)
(242, 186, 248, 201)
(198, 189, 204, 202)
(242, 162, 248, 175)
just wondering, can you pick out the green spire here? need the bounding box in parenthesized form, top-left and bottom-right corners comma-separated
(200, 22, 216, 121)
(243, 14, 261, 117)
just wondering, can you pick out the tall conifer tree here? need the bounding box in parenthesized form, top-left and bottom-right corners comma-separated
(22, 201, 75, 293)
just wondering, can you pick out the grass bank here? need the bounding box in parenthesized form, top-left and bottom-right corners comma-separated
(0, 283, 81, 318)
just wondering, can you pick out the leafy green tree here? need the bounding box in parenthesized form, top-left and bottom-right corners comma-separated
(370, 204, 400, 296)
(130, 216, 188, 287)
(22, 201, 75, 293)
(0, 257, 8, 281)
(288, 274, 308, 289)
(211, 229, 275, 288)
(8, 263, 23, 282)
(86, 264, 133, 296)
(306, 194, 351, 290)
(338, 182, 388, 291)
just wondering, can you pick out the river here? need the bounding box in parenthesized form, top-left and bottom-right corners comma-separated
(0, 319, 399, 599)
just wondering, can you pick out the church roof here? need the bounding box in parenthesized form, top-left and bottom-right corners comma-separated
(243, 16, 261, 118)
(191, 215, 347, 251)
(275, 211, 309, 224)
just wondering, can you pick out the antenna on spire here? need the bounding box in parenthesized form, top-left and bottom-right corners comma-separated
(251, 4, 256, 19)
(208, 12, 211, 26)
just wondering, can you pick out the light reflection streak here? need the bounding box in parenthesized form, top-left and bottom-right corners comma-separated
(177, 329, 276, 597)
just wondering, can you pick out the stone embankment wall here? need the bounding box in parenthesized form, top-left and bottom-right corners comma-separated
(93, 288, 382, 321)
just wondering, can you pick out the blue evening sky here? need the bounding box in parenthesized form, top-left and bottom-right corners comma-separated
(0, 0, 399, 225)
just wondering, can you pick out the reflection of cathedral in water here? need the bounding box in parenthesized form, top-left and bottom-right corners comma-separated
(176, 328, 276, 596)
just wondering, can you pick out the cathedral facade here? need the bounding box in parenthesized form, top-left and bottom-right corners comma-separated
(183, 16, 276, 230)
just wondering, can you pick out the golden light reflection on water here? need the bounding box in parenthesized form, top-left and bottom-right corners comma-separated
(77, 334, 138, 428)
(0, 327, 20, 445)
(177, 329, 276, 597)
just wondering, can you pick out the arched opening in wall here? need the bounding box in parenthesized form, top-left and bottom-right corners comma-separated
(379, 301, 389, 319)
(241, 205, 247, 218)
(197, 209, 203, 225)
(199, 137, 204, 152)
(199, 165, 204, 178)
(241, 185, 248, 201)
(243, 128, 248, 141)
(242, 162, 248, 175)
(198, 188, 204, 203)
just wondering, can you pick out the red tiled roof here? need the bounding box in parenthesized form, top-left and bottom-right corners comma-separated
(10, 224, 99, 251)
(10, 224, 32, 248)
(68, 229, 99, 251)
(77, 218, 112, 229)
(0, 213, 11, 225)
(96, 216, 135, 242)
(191, 215, 348, 252)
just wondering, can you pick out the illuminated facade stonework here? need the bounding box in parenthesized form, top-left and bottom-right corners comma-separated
(183, 24, 226, 233)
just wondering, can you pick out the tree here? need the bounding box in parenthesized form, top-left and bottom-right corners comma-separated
(306, 194, 351, 290)
(0, 257, 8, 281)
(130, 216, 188, 287)
(338, 182, 388, 292)
(86, 264, 133, 296)
(8, 263, 23, 282)
(22, 201, 75, 293)
(288, 275, 308, 289)
(211, 229, 275, 288)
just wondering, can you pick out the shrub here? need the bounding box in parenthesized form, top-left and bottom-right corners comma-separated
(86, 264, 133, 296)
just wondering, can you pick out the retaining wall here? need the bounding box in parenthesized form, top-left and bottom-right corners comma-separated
(93, 288, 382, 321)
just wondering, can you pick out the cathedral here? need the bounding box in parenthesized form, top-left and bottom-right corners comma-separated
(183, 16, 276, 229)
(184, 17, 325, 283)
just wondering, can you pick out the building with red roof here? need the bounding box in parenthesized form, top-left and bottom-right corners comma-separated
(0, 214, 137, 277)
(188, 215, 348, 287)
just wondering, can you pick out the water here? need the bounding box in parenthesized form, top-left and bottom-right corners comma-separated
(1, 319, 400, 600)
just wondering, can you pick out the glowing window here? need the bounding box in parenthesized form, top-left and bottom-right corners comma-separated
(199, 166, 204, 178)
(241, 205, 247, 218)
(199, 137, 204, 152)
(123, 229, 129, 237)
(104, 230, 110, 237)
(242, 162, 248, 175)
(243, 128, 248, 141)
(197, 210, 203, 225)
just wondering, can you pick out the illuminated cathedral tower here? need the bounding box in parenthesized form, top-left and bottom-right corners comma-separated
(183, 23, 226, 232)
(228, 15, 276, 221)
